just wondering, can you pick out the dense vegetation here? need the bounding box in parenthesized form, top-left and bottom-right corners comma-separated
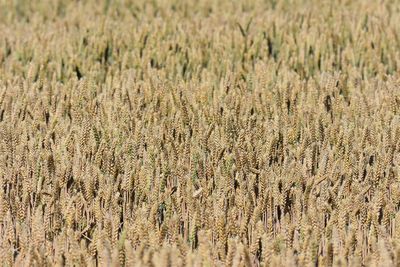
(1, 0, 400, 266)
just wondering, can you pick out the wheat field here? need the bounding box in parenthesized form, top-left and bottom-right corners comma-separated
(0, 0, 400, 266)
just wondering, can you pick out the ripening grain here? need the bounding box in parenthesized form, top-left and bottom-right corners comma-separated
(0, 0, 400, 266)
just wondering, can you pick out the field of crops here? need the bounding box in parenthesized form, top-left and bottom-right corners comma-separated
(1, 0, 400, 266)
